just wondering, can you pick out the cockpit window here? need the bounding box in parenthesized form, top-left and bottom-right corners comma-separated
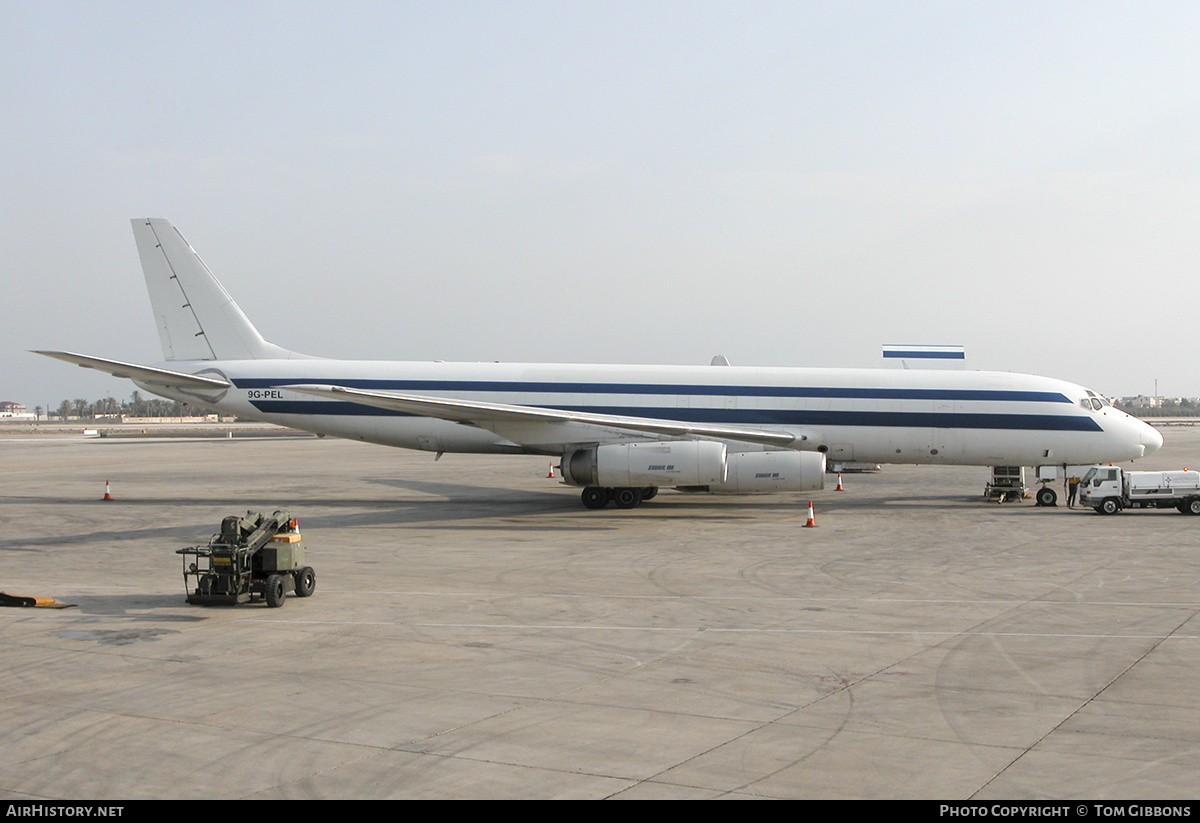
(1081, 389, 1111, 411)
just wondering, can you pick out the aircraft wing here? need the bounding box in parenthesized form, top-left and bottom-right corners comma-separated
(32, 351, 231, 390)
(286, 383, 803, 448)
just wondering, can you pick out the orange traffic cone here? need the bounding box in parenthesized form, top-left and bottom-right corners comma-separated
(547, 462, 555, 478)
(803, 500, 817, 527)
(103, 480, 113, 501)
(835, 473, 844, 491)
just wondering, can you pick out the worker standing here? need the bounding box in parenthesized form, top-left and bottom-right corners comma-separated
(1067, 476, 1080, 508)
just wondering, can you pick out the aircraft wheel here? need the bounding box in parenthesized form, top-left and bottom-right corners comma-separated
(612, 487, 643, 509)
(641, 487, 658, 501)
(264, 574, 287, 607)
(581, 487, 609, 509)
(1036, 487, 1057, 507)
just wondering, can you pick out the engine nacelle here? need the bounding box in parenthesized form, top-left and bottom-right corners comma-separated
(702, 450, 826, 493)
(562, 441, 727, 488)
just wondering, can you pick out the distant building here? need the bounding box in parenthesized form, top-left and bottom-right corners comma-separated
(0, 401, 27, 417)
(1119, 396, 1200, 417)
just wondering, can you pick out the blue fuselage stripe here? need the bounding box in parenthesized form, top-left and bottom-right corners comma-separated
(245, 400, 1102, 432)
(231, 378, 1070, 404)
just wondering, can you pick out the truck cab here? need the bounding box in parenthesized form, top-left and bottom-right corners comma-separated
(1079, 466, 1123, 513)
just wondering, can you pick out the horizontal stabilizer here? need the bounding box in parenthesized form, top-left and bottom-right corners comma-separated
(286, 383, 803, 448)
(32, 351, 231, 390)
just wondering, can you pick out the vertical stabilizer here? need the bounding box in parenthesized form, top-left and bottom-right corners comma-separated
(132, 218, 296, 361)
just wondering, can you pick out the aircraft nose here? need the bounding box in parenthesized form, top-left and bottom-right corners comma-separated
(1140, 422, 1164, 456)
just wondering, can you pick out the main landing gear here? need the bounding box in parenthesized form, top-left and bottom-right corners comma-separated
(580, 486, 658, 510)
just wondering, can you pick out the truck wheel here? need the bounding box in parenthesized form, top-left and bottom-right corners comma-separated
(1036, 487, 1057, 507)
(264, 574, 286, 607)
(294, 566, 316, 597)
(1187, 498, 1200, 516)
(1099, 498, 1121, 515)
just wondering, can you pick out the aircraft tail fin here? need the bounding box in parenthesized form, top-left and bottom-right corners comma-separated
(132, 218, 299, 361)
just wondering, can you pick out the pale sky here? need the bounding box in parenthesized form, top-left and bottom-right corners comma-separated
(3, 1, 1198, 410)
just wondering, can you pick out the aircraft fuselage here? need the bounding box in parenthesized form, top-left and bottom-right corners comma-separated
(142, 358, 1161, 466)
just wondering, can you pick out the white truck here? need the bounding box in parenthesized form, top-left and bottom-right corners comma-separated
(1078, 466, 1200, 515)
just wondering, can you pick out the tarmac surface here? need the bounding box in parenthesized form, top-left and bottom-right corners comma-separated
(1, 425, 1198, 799)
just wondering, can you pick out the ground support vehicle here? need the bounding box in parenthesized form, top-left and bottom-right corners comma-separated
(177, 510, 316, 606)
(1078, 467, 1200, 515)
(984, 466, 1026, 503)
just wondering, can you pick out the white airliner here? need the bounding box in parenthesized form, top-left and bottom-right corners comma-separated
(36, 218, 1163, 509)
